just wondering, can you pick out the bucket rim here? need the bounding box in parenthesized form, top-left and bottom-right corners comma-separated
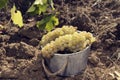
(54, 45, 91, 56)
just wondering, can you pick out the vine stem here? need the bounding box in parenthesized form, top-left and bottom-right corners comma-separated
(5, 18, 11, 26)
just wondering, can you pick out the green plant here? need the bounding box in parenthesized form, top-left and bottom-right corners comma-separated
(27, 0, 59, 31)
(37, 14, 59, 32)
(0, 0, 59, 31)
(27, 0, 55, 14)
(27, 0, 48, 15)
(0, 0, 23, 28)
(41, 26, 96, 58)
(11, 5, 23, 27)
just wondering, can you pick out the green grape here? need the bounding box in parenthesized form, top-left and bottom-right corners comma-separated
(68, 32, 86, 52)
(41, 30, 96, 58)
(41, 34, 72, 58)
(79, 31, 96, 43)
(40, 25, 77, 46)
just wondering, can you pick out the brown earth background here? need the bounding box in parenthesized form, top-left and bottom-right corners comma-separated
(0, 0, 120, 80)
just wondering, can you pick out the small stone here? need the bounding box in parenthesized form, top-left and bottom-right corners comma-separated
(0, 35, 10, 42)
(29, 38, 39, 46)
(89, 53, 100, 66)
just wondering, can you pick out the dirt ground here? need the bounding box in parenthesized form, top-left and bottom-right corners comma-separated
(0, 0, 120, 80)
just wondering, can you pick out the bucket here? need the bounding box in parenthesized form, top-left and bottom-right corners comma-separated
(42, 46, 91, 76)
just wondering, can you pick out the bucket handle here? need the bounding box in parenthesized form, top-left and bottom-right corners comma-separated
(42, 58, 68, 76)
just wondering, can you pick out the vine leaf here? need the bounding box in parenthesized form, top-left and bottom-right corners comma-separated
(45, 21, 54, 31)
(27, 0, 48, 15)
(27, 4, 36, 12)
(37, 15, 59, 31)
(48, 0, 55, 10)
(34, 0, 47, 5)
(11, 5, 23, 27)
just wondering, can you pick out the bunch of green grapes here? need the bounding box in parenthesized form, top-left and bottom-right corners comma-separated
(69, 31, 95, 52)
(68, 32, 86, 52)
(41, 34, 72, 58)
(79, 31, 96, 43)
(41, 31, 96, 58)
(40, 25, 77, 46)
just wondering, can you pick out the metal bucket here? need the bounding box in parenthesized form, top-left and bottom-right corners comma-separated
(42, 46, 91, 76)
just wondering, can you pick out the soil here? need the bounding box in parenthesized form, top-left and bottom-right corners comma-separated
(0, 0, 120, 80)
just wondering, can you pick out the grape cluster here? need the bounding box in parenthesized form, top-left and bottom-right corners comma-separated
(41, 34, 72, 58)
(40, 25, 77, 46)
(41, 30, 96, 58)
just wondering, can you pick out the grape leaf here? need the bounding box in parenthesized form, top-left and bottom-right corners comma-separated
(39, 4, 48, 13)
(51, 16, 59, 26)
(45, 21, 54, 31)
(34, 0, 47, 5)
(37, 15, 59, 31)
(37, 18, 47, 30)
(27, 4, 36, 12)
(11, 5, 23, 27)
(27, 4, 47, 15)
(48, 0, 55, 10)
(37, 15, 51, 30)
(0, 0, 8, 9)
(27, 0, 55, 15)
